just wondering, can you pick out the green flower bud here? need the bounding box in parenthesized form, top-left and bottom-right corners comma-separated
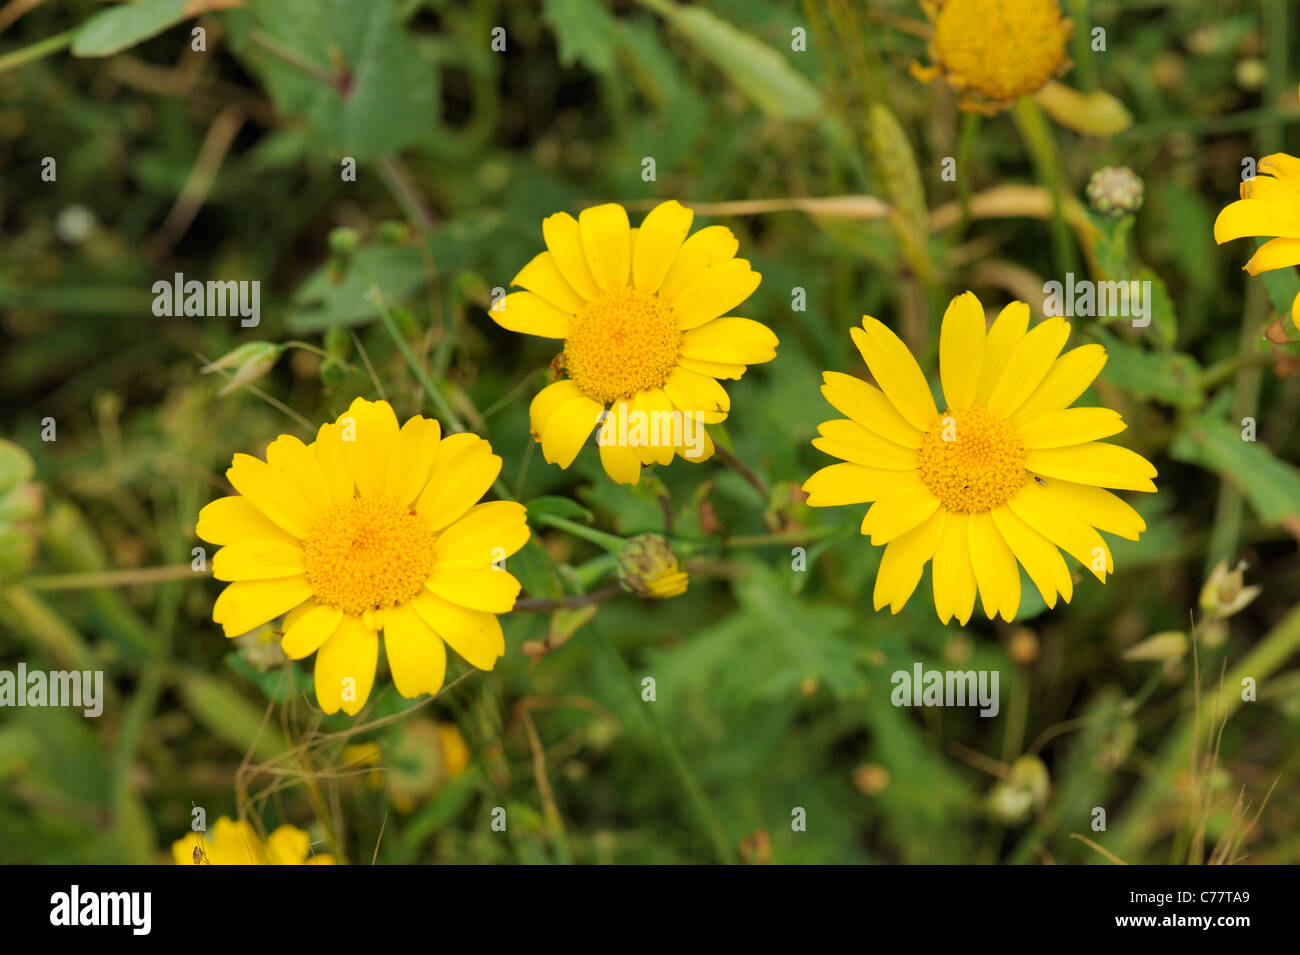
(617, 533, 688, 599)
(1086, 166, 1144, 218)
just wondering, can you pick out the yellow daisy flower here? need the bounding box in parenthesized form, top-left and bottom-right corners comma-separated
(1214, 150, 1300, 325)
(913, 0, 1072, 113)
(172, 816, 333, 865)
(196, 397, 529, 715)
(491, 199, 778, 485)
(802, 292, 1157, 625)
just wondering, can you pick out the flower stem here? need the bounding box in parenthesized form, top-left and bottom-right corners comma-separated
(531, 512, 626, 554)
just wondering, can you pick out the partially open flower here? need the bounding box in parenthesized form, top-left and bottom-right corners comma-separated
(617, 533, 689, 599)
(172, 816, 333, 865)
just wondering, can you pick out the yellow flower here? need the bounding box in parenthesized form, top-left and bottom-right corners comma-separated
(913, 0, 1072, 112)
(617, 533, 689, 598)
(196, 397, 529, 715)
(1214, 151, 1300, 325)
(802, 292, 1157, 624)
(492, 200, 778, 485)
(172, 816, 333, 865)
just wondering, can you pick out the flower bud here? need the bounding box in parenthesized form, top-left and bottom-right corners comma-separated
(1199, 559, 1261, 619)
(617, 533, 688, 599)
(202, 341, 282, 396)
(1086, 166, 1144, 218)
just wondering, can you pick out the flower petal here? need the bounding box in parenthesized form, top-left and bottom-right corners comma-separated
(383, 603, 448, 698)
(974, 301, 1030, 403)
(196, 495, 299, 547)
(932, 512, 977, 626)
(679, 315, 777, 364)
(1007, 482, 1112, 581)
(658, 225, 740, 303)
(512, 250, 587, 313)
(212, 539, 305, 581)
(939, 291, 986, 412)
(801, 462, 917, 506)
(986, 318, 1071, 418)
(314, 615, 378, 716)
(539, 392, 603, 468)
(873, 510, 945, 613)
(633, 200, 694, 294)
(491, 291, 573, 339)
(990, 504, 1072, 609)
(412, 590, 506, 670)
(340, 397, 400, 500)
(671, 260, 762, 330)
(1017, 407, 1126, 448)
(1008, 344, 1107, 426)
(967, 511, 1020, 622)
(435, 501, 531, 564)
(385, 415, 442, 507)
(225, 453, 317, 539)
(425, 564, 522, 613)
(212, 576, 312, 638)
(416, 434, 502, 531)
(1025, 442, 1157, 492)
(579, 203, 632, 292)
(1034, 478, 1146, 540)
(850, 318, 939, 431)
(819, 372, 923, 448)
(860, 475, 941, 544)
(813, 419, 919, 470)
(542, 211, 600, 299)
(1213, 198, 1300, 243)
(282, 603, 343, 660)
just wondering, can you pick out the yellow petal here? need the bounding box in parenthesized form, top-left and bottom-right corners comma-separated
(662, 365, 731, 416)
(579, 203, 632, 292)
(812, 419, 919, 470)
(939, 291, 986, 412)
(1025, 442, 1157, 492)
(412, 590, 505, 670)
(212, 539, 305, 581)
(1017, 407, 1126, 448)
(314, 615, 378, 716)
(967, 511, 1020, 622)
(539, 392, 603, 468)
(542, 211, 600, 299)
(873, 510, 945, 613)
(850, 318, 938, 431)
(1034, 478, 1146, 540)
(266, 435, 333, 516)
(1243, 237, 1300, 275)
(1008, 344, 1107, 426)
(416, 435, 502, 531)
(932, 512, 977, 625)
(1259, 153, 1300, 183)
(990, 505, 1072, 608)
(425, 564, 522, 613)
(1214, 198, 1300, 243)
(633, 200, 694, 293)
(529, 380, 584, 438)
(628, 388, 677, 466)
(819, 372, 923, 448)
(986, 318, 1071, 418)
(671, 260, 762, 330)
(491, 290, 573, 339)
(196, 495, 299, 547)
(435, 501, 530, 564)
(679, 315, 777, 364)
(1007, 482, 1113, 582)
(313, 422, 355, 505)
(385, 415, 442, 507)
(282, 603, 343, 660)
(801, 462, 917, 506)
(225, 453, 317, 539)
(597, 400, 643, 484)
(974, 301, 1030, 403)
(339, 397, 399, 500)
(658, 225, 740, 303)
(212, 576, 312, 638)
(677, 356, 748, 380)
(512, 250, 587, 313)
(860, 476, 942, 544)
(383, 603, 448, 698)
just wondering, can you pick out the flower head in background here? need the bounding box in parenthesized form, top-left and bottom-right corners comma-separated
(172, 816, 333, 865)
(912, 0, 1072, 113)
(803, 292, 1157, 624)
(197, 397, 529, 715)
(1214, 149, 1300, 326)
(492, 200, 777, 485)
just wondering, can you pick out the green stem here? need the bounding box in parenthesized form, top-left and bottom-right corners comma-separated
(16, 564, 201, 590)
(1012, 96, 1077, 279)
(591, 629, 732, 863)
(531, 512, 625, 554)
(0, 29, 75, 74)
(366, 276, 467, 433)
(956, 111, 980, 235)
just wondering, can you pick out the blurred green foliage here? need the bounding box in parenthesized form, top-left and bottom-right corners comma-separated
(1, 0, 1299, 865)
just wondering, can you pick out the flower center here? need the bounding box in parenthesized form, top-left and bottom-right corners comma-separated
(917, 407, 1027, 513)
(303, 498, 436, 616)
(932, 0, 1068, 102)
(563, 287, 682, 404)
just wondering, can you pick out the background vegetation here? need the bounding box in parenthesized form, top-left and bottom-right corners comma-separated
(1, 0, 1298, 864)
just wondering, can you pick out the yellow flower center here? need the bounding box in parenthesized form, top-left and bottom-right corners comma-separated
(932, 0, 1069, 103)
(563, 287, 682, 404)
(303, 498, 436, 616)
(917, 407, 1027, 513)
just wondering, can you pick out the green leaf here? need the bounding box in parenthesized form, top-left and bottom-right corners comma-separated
(542, 0, 618, 73)
(525, 495, 595, 524)
(1170, 406, 1300, 525)
(176, 668, 287, 761)
(0, 440, 34, 497)
(1090, 327, 1202, 408)
(242, 0, 437, 160)
(72, 0, 190, 57)
(651, 1, 821, 122)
